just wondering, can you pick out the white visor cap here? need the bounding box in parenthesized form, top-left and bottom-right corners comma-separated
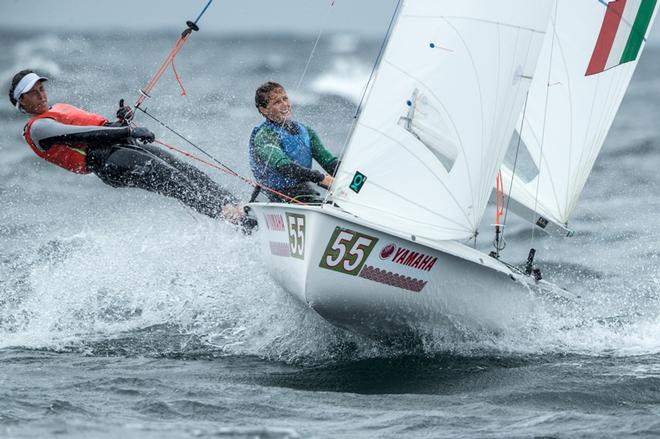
(13, 73, 48, 109)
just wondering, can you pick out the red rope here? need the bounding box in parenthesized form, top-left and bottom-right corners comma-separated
(133, 21, 305, 205)
(170, 58, 187, 96)
(153, 139, 304, 205)
(135, 34, 191, 107)
(495, 171, 505, 226)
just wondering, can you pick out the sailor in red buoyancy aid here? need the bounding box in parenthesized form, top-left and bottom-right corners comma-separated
(9, 69, 248, 225)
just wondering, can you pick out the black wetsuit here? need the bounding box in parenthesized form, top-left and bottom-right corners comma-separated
(86, 141, 237, 218)
(27, 114, 237, 219)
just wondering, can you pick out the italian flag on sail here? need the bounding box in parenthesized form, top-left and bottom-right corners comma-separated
(586, 0, 657, 76)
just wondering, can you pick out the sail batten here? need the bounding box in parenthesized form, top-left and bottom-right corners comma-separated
(330, 0, 552, 242)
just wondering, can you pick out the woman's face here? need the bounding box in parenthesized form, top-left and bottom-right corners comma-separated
(260, 87, 292, 124)
(19, 80, 49, 114)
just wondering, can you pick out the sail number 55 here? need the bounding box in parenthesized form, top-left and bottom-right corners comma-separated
(319, 227, 378, 276)
(286, 213, 306, 259)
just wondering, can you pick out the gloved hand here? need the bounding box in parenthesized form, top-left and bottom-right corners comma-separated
(116, 98, 134, 124)
(130, 127, 155, 143)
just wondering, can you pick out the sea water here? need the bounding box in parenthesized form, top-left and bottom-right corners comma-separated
(1, 30, 659, 438)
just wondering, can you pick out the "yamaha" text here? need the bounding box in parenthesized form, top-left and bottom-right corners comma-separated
(390, 248, 437, 272)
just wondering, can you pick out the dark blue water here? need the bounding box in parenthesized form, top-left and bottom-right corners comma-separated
(1, 29, 660, 438)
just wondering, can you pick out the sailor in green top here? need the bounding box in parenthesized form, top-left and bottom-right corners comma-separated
(249, 81, 338, 202)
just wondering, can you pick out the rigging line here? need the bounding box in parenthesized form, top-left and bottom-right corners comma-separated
(326, 0, 403, 204)
(257, 0, 337, 195)
(294, 0, 338, 92)
(123, 1, 299, 205)
(500, 91, 530, 246)
(489, 24, 504, 209)
(134, 0, 213, 109)
(295, 30, 323, 92)
(135, 107, 303, 204)
(493, 171, 505, 255)
(137, 107, 302, 204)
(170, 57, 188, 96)
(502, 95, 529, 227)
(160, 141, 303, 204)
(136, 106, 237, 175)
(135, 31, 192, 108)
(193, 0, 214, 25)
(531, 1, 558, 248)
(255, 0, 337, 201)
(484, 23, 538, 218)
(155, 139, 303, 204)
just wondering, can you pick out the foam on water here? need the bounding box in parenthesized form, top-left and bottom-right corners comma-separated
(1, 193, 659, 363)
(0, 191, 383, 363)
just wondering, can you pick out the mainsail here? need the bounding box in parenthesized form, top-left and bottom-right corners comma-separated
(501, 0, 659, 234)
(329, 0, 553, 242)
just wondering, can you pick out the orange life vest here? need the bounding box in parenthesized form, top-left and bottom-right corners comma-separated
(23, 103, 108, 174)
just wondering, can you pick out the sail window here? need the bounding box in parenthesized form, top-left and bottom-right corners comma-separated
(398, 88, 459, 173)
(503, 129, 539, 183)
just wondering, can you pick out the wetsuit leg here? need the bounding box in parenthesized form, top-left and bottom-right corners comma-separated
(86, 143, 237, 218)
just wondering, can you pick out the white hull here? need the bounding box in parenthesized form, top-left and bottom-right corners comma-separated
(249, 203, 563, 340)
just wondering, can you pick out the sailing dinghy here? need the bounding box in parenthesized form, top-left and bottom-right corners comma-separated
(248, 0, 658, 339)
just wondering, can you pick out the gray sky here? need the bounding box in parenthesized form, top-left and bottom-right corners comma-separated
(0, 0, 400, 36)
(2, 0, 660, 42)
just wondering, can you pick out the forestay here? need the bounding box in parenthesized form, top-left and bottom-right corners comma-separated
(330, 0, 552, 242)
(501, 0, 659, 232)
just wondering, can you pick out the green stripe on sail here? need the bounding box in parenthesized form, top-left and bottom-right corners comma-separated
(621, 0, 657, 63)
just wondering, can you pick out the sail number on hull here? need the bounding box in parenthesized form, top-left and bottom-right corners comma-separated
(319, 227, 379, 276)
(286, 213, 306, 259)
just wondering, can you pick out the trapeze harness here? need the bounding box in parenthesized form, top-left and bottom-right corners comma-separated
(249, 120, 328, 202)
(23, 103, 237, 218)
(24, 103, 107, 174)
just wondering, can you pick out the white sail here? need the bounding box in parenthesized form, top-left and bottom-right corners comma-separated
(330, 0, 552, 242)
(502, 0, 659, 232)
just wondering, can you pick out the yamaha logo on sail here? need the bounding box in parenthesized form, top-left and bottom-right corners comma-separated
(383, 244, 438, 272)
